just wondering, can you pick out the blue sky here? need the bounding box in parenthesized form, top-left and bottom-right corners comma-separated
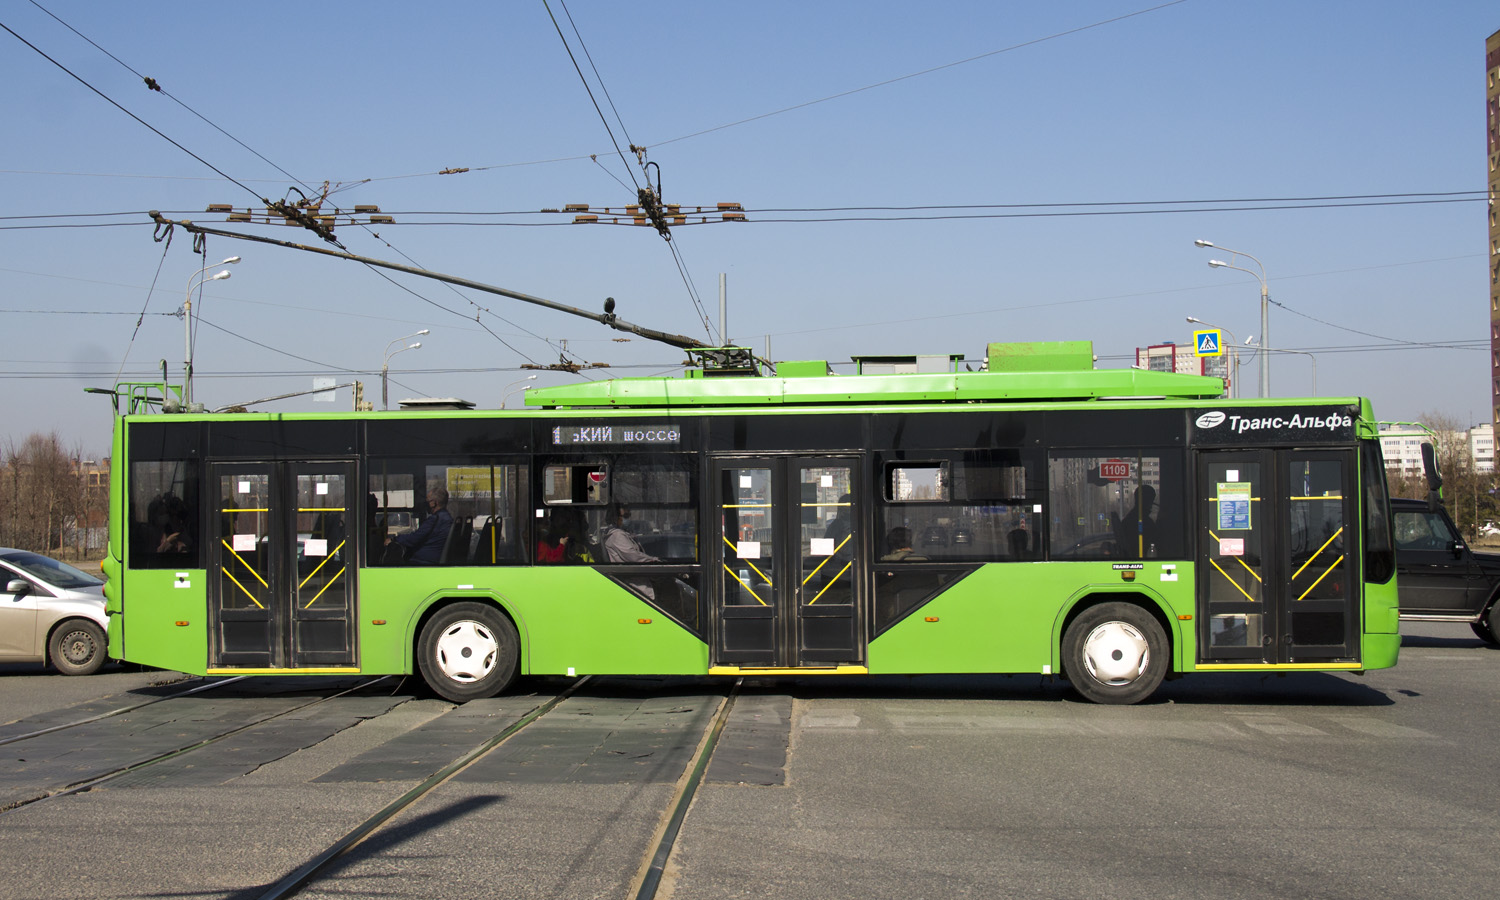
(3, 0, 1495, 455)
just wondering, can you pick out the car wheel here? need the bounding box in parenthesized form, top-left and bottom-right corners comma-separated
(1062, 602, 1168, 705)
(417, 602, 519, 703)
(1471, 603, 1500, 647)
(50, 619, 107, 676)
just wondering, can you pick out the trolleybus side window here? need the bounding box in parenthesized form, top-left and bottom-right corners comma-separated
(878, 453, 1040, 562)
(1047, 450, 1184, 560)
(130, 460, 200, 568)
(368, 459, 523, 566)
(541, 457, 699, 563)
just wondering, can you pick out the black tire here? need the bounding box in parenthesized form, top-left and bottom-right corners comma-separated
(50, 619, 107, 676)
(1471, 603, 1500, 647)
(417, 602, 519, 702)
(1062, 602, 1168, 705)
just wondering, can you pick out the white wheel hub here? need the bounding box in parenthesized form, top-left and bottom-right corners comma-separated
(1081, 620, 1150, 685)
(433, 621, 500, 684)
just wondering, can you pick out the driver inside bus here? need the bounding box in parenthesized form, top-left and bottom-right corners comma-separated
(387, 487, 453, 564)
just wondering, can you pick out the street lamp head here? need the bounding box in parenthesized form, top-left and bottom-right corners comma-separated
(221, 256, 242, 265)
(1194, 240, 1214, 248)
(416, 329, 430, 336)
(1186, 316, 1202, 324)
(210, 270, 232, 281)
(1207, 259, 1228, 268)
(407, 342, 422, 350)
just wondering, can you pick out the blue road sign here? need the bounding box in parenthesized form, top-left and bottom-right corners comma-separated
(1193, 329, 1224, 357)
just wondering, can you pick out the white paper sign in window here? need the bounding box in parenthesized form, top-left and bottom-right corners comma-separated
(238, 481, 251, 494)
(737, 540, 762, 559)
(303, 538, 328, 557)
(810, 537, 835, 556)
(232, 534, 257, 552)
(316, 482, 329, 495)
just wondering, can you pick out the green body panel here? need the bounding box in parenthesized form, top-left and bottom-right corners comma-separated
(1362, 633, 1400, 670)
(525, 367, 1226, 408)
(356, 568, 709, 676)
(868, 562, 1192, 675)
(108, 569, 209, 673)
(986, 341, 1095, 373)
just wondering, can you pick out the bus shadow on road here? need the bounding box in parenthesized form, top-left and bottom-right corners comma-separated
(740, 672, 1394, 707)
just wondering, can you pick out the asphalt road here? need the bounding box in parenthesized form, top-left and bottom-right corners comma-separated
(0, 623, 1495, 900)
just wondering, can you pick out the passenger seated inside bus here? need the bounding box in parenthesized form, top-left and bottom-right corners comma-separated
(881, 526, 924, 562)
(537, 508, 593, 564)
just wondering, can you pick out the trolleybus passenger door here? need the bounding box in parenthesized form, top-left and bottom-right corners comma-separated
(210, 462, 356, 670)
(712, 457, 862, 667)
(1196, 450, 1356, 664)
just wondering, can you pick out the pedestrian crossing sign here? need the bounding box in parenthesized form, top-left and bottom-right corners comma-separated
(1193, 329, 1224, 357)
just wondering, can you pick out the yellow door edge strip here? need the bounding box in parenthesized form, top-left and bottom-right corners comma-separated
(1292, 526, 1344, 581)
(807, 561, 853, 605)
(1194, 663, 1361, 671)
(207, 667, 362, 674)
(221, 568, 266, 609)
(708, 666, 868, 676)
(721, 565, 769, 606)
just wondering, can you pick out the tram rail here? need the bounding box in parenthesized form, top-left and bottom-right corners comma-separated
(252, 677, 740, 900)
(0, 676, 393, 815)
(0, 674, 249, 748)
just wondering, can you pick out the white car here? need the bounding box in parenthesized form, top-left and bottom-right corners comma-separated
(0, 548, 109, 675)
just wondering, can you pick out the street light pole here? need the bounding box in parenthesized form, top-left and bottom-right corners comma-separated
(1249, 342, 1317, 396)
(1195, 240, 1269, 397)
(381, 330, 429, 411)
(502, 375, 537, 409)
(1185, 316, 1243, 399)
(183, 256, 240, 407)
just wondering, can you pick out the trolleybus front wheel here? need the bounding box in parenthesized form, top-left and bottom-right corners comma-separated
(1062, 602, 1167, 705)
(417, 602, 519, 702)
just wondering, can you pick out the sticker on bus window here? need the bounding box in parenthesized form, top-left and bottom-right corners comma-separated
(316, 482, 328, 495)
(238, 481, 250, 494)
(810, 538, 835, 556)
(233, 534, 256, 552)
(740, 475, 753, 489)
(1219, 537, 1245, 556)
(738, 541, 761, 559)
(304, 539, 328, 557)
(1217, 482, 1252, 530)
(821, 474, 834, 487)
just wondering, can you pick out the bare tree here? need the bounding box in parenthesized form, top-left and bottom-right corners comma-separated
(0, 432, 88, 554)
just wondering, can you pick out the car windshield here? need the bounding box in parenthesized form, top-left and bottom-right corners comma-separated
(1, 551, 103, 589)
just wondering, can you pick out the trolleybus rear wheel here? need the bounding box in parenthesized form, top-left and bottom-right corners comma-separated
(417, 602, 519, 702)
(1062, 602, 1167, 705)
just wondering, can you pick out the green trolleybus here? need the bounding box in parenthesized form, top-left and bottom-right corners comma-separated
(101, 341, 1399, 704)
